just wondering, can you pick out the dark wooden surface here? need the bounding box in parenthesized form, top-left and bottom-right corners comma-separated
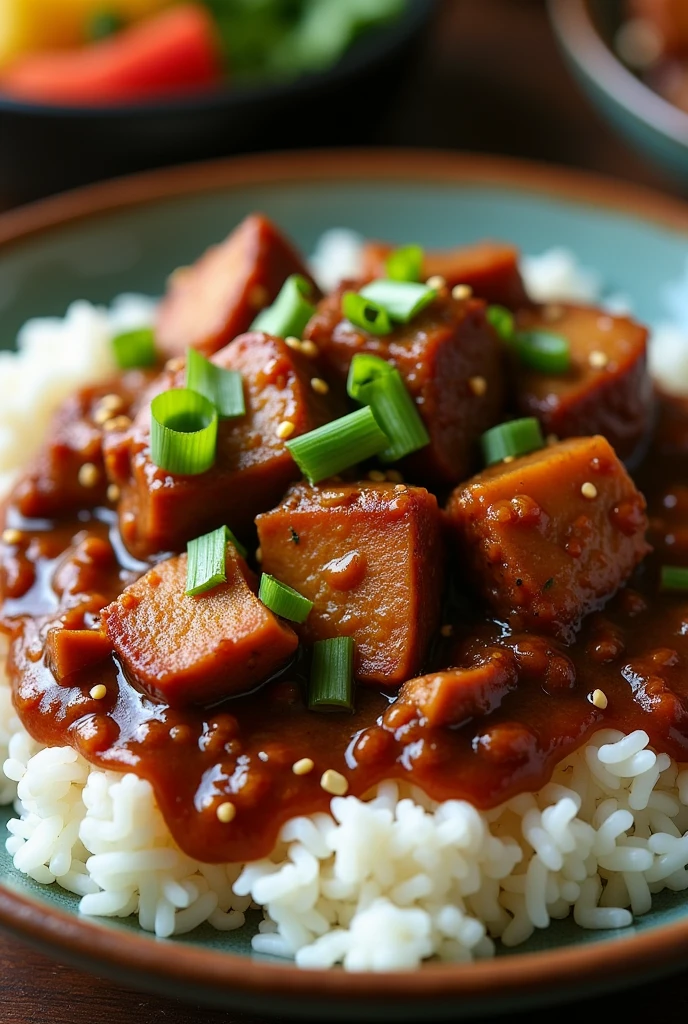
(2, 1, 688, 1021)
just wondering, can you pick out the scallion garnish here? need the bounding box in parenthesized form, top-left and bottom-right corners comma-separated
(342, 292, 392, 336)
(251, 274, 315, 338)
(482, 418, 544, 466)
(487, 305, 515, 342)
(661, 566, 688, 592)
(308, 636, 355, 712)
(347, 354, 428, 462)
(359, 279, 437, 323)
(186, 525, 245, 596)
(259, 574, 313, 623)
(112, 327, 157, 370)
(516, 330, 570, 374)
(150, 389, 218, 475)
(286, 406, 389, 484)
(186, 348, 245, 419)
(385, 245, 424, 283)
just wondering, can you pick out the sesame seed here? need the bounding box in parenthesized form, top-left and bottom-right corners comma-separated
(276, 420, 295, 440)
(503, 455, 515, 464)
(311, 377, 329, 395)
(300, 340, 319, 359)
(590, 689, 608, 710)
(320, 769, 349, 796)
(101, 394, 123, 412)
(107, 484, 121, 503)
(469, 375, 487, 397)
(165, 357, 186, 373)
(543, 304, 563, 322)
(103, 415, 132, 432)
(78, 463, 100, 488)
(589, 350, 609, 369)
(255, 547, 263, 564)
(581, 482, 598, 500)
(292, 758, 315, 776)
(2, 528, 22, 546)
(451, 283, 473, 301)
(93, 406, 114, 426)
(285, 336, 303, 352)
(546, 434, 559, 446)
(89, 684, 107, 700)
(394, 483, 407, 492)
(426, 274, 446, 290)
(216, 801, 236, 823)
(367, 469, 386, 482)
(440, 624, 454, 638)
(386, 469, 404, 483)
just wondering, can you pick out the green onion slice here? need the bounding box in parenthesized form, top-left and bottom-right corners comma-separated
(661, 566, 688, 592)
(346, 352, 394, 401)
(309, 636, 355, 712)
(112, 327, 157, 370)
(359, 279, 437, 323)
(487, 304, 515, 342)
(286, 406, 389, 484)
(359, 379, 429, 463)
(150, 389, 218, 475)
(515, 330, 570, 374)
(186, 348, 245, 419)
(259, 574, 313, 623)
(251, 274, 315, 338)
(342, 291, 392, 336)
(185, 525, 245, 596)
(385, 245, 424, 283)
(482, 417, 544, 466)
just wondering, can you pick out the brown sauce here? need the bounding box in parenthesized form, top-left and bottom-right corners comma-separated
(2, 391, 688, 864)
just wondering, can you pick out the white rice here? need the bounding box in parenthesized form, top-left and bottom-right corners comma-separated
(1, 239, 688, 969)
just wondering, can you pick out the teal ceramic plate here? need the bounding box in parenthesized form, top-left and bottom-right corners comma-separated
(2, 150, 688, 1020)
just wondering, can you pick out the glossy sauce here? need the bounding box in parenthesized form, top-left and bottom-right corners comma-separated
(2, 393, 688, 863)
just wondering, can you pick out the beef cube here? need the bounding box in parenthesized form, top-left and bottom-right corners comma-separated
(445, 435, 650, 641)
(361, 240, 529, 308)
(256, 482, 444, 686)
(514, 304, 652, 461)
(102, 547, 297, 706)
(46, 628, 112, 681)
(105, 332, 334, 560)
(156, 214, 318, 359)
(304, 288, 505, 485)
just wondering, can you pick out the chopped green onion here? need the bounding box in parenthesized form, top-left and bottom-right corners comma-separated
(309, 637, 355, 712)
(385, 245, 424, 283)
(185, 526, 237, 596)
(482, 418, 544, 466)
(346, 352, 394, 401)
(251, 274, 315, 338)
(286, 406, 389, 484)
(150, 389, 218, 475)
(487, 304, 515, 342)
(515, 330, 570, 374)
(88, 10, 124, 40)
(259, 574, 313, 623)
(186, 348, 245, 420)
(342, 291, 392, 336)
(661, 566, 688, 592)
(112, 327, 157, 370)
(355, 375, 429, 463)
(359, 279, 437, 323)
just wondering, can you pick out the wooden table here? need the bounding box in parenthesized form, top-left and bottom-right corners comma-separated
(2, 1, 688, 1021)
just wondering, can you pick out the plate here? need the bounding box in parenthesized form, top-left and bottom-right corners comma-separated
(2, 150, 688, 1019)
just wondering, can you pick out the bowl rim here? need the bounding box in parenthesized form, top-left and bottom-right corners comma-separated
(0, 0, 432, 119)
(548, 0, 688, 145)
(3, 147, 688, 1008)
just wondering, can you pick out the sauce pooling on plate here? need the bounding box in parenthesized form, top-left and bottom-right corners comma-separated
(1, 214, 687, 864)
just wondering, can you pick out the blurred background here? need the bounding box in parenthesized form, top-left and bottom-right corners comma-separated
(1, 0, 687, 209)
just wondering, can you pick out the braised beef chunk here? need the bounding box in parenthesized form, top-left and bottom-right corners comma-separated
(102, 547, 298, 706)
(513, 304, 652, 461)
(256, 482, 444, 686)
(155, 214, 318, 359)
(304, 288, 505, 485)
(105, 332, 335, 560)
(46, 628, 112, 681)
(445, 435, 650, 642)
(361, 240, 530, 309)
(396, 648, 518, 728)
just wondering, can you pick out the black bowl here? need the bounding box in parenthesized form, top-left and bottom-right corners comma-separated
(0, 0, 434, 205)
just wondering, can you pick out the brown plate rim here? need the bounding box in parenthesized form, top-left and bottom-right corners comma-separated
(2, 147, 688, 1005)
(549, 0, 688, 144)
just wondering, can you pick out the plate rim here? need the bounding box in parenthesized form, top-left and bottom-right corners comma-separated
(2, 147, 688, 1006)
